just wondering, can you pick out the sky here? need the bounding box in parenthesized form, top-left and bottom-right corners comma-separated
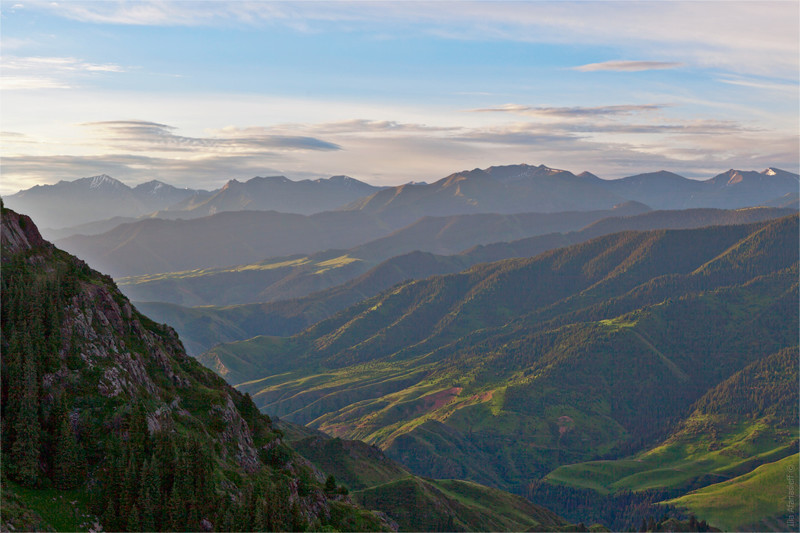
(1, 0, 798, 194)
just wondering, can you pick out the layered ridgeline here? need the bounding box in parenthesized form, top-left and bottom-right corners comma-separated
(5, 174, 381, 237)
(151, 175, 382, 220)
(56, 210, 397, 278)
(201, 216, 799, 528)
(50, 165, 798, 279)
(3, 175, 208, 234)
(0, 206, 572, 533)
(136, 206, 792, 355)
(121, 202, 651, 307)
(345, 164, 798, 226)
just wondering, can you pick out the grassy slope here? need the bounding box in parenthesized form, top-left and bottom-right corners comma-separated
(665, 454, 799, 531)
(354, 476, 570, 532)
(546, 347, 799, 494)
(202, 217, 798, 493)
(1, 481, 89, 532)
(280, 421, 570, 532)
(541, 346, 799, 530)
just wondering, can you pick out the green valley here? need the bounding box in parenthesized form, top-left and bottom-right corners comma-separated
(201, 216, 798, 529)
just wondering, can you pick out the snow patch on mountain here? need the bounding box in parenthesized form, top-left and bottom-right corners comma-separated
(88, 174, 125, 190)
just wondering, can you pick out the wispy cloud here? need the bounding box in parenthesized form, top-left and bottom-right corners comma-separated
(28, 1, 798, 78)
(716, 77, 799, 93)
(1, 56, 126, 90)
(283, 119, 459, 135)
(28, 0, 363, 27)
(0, 131, 39, 144)
(573, 61, 683, 72)
(468, 104, 666, 117)
(82, 120, 341, 153)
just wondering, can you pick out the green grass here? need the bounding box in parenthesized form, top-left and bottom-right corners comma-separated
(353, 475, 567, 531)
(599, 317, 637, 330)
(118, 257, 314, 284)
(665, 453, 799, 531)
(546, 420, 798, 494)
(2, 481, 94, 532)
(314, 255, 363, 274)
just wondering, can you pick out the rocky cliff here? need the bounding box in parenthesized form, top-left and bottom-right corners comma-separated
(0, 204, 387, 532)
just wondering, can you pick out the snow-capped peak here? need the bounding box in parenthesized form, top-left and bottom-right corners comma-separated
(87, 174, 126, 190)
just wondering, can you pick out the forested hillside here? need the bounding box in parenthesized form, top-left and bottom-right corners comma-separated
(0, 206, 387, 532)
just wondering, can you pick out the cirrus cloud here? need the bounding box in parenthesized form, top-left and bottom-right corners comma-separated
(1, 56, 127, 90)
(572, 60, 684, 72)
(468, 104, 667, 117)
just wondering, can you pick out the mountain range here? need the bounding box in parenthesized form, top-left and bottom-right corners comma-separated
(6, 164, 797, 243)
(134, 206, 794, 355)
(199, 215, 798, 530)
(4, 174, 381, 236)
(3, 175, 208, 232)
(153, 175, 382, 219)
(344, 164, 797, 226)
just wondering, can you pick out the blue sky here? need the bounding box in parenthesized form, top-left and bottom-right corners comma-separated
(1, 1, 798, 193)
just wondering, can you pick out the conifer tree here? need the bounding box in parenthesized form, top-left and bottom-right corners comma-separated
(138, 459, 159, 531)
(126, 503, 141, 532)
(325, 474, 337, 493)
(10, 350, 41, 487)
(53, 404, 85, 489)
(101, 500, 118, 533)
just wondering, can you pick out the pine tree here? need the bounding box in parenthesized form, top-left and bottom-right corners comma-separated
(325, 474, 337, 494)
(2, 330, 23, 455)
(10, 350, 41, 487)
(101, 500, 118, 533)
(126, 503, 141, 532)
(138, 459, 159, 531)
(167, 485, 187, 532)
(53, 396, 86, 489)
(253, 497, 268, 531)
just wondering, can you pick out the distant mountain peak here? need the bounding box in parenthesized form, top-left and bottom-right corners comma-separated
(484, 163, 573, 182)
(578, 171, 601, 180)
(256, 175, 291, 183)
(80, 174, 128, 190)
(762, 167, 799, 180)
(221, 178, 241, 190)
(134, 179, 170, 194)
(611, 200, 651, 212)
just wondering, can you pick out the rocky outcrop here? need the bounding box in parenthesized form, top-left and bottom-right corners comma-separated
(1, 208, 48, 254)
(212, 395, 261, 472)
